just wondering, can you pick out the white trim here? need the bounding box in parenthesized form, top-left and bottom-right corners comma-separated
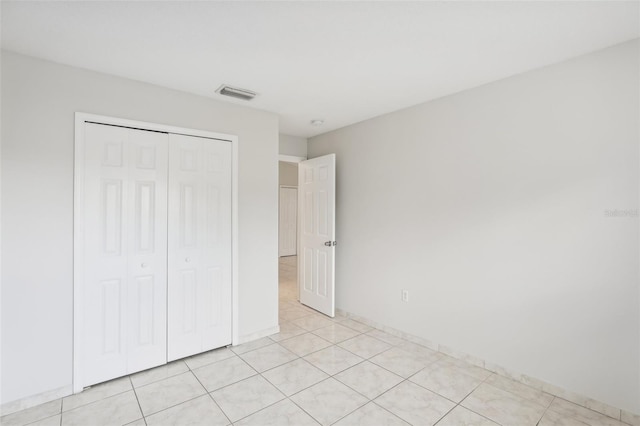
(72, 116, 85, 393)
(0, 385, 72, 416)
(335, 308, 638, 423)
(235, 325, 280, 346)
(232, 129, 240, 346)
(279, 154, 306, 163)
(73, 112, 239, 393)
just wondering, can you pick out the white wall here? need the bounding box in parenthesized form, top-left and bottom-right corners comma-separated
(279, 162, 298, 187)
(308, 40, 639, 413)
(0, 51, 279, 405)
(279, 133, 307, 157)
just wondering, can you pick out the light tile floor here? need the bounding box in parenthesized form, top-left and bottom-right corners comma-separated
(1, 255, 631, 426)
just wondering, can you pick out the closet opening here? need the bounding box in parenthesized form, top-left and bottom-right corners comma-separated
(73, 113, 239, 393)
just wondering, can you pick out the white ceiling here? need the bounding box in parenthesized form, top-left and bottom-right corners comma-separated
(1, 1, 638, 138)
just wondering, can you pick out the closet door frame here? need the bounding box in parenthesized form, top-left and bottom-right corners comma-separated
(73, 112, 239, 393)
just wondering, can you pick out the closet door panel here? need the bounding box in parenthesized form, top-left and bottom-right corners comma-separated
(126, 131, 168, 373)
(84, 123, 130, 385)
(168, 136, 204, 360)
(83, 123, 168, 385)
(168, 134, 232, 361)
(201, 140, 232, 351)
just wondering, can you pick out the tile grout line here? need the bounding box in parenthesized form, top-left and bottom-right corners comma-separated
(188, 367, 233, 426)
(128, 376, 147, 426)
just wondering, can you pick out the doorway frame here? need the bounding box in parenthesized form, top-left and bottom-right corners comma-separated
(278, 155, 305, 302)
(73, 112, 239, 393)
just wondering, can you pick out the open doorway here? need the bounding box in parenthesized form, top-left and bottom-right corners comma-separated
(278, 153, 337, 319)
(278, 160, 300, 305)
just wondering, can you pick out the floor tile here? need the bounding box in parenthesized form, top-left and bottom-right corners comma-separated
(192, 356, 257, 392)
(61, 390, 142, 426)
(409, 361, 484, 402)
(239, 343, 298, 372)
(22, 414, 61, 426)
(333, 402, 410, 426)
(124, 420, 146, 426)
(234, 399, 319, 426)
(184, 347, 235, 370)
(334, 361, 404, 400)
(211, 375, 285, 423)
(537, 408, 599, 426)
(365, 329, 406, 346)
(280, 307, 313, 322)
(461, 383, 547, 426)
(396, 341, 442, 364)
(369, 347, 427, 378)
(135, 371, 206, 416)
(545, 398, 624, 426)
(269, 322, 307, 342)
(485, 373, 554, 408)
(436, 406, 499, 426)
(62, 376, 132, 411)
(262, 358, 329, 396)
(279, 333, 333, 356)
(130, 360, 189, 388)
(340, 319, 373, 333)
(303, 345, 364, 375)
(291, 315, 335, 331)
(144, 394, 229, 426)
(437, 355, 492, 381)
(231, 337, 275, 355)
(0, 399, 61, 426)
(374, 381, 455, 426)
(280, 301, 301, 310)
(290, 378, 368, 426)
(338, 334, 392, 359)
(312, 323, 361, 344)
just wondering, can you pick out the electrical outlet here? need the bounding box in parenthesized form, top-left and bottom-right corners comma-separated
(401, 289, 409, 302)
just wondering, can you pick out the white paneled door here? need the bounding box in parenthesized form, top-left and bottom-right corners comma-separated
(298, 154, 336, 317)
(279, 187, 298, 257)
(83, 123, 168, 386)
(168, 134, 232, 361)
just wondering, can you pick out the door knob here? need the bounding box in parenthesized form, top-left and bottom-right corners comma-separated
(141, 263, 148, 268)
(185, 257, 191, 263)
(324, 241, 337, 247)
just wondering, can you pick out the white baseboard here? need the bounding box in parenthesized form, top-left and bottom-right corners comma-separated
(235, 325, 280, 345)
(2, 326, 282, 418)
(1, 385, 72, 417)
(335, 308, 639, 426)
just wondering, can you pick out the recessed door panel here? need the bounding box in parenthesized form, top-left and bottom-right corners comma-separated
(102, 180, 123, 255)
(134, 276, 154, 346)
(135, 182, 155, 253)
(207, 185, 220, 246)
(101, 279, 122, 354)
(180, 269, 197, 333)
(204, 267, 223, 327)
(136, 146, 156, 170)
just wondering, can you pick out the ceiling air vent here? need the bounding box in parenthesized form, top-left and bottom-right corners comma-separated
(216, 84, 257, 101)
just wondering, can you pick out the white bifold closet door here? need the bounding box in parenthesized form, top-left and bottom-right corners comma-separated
(83, 123, 168, 386)
(167, 133, 232, 361)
